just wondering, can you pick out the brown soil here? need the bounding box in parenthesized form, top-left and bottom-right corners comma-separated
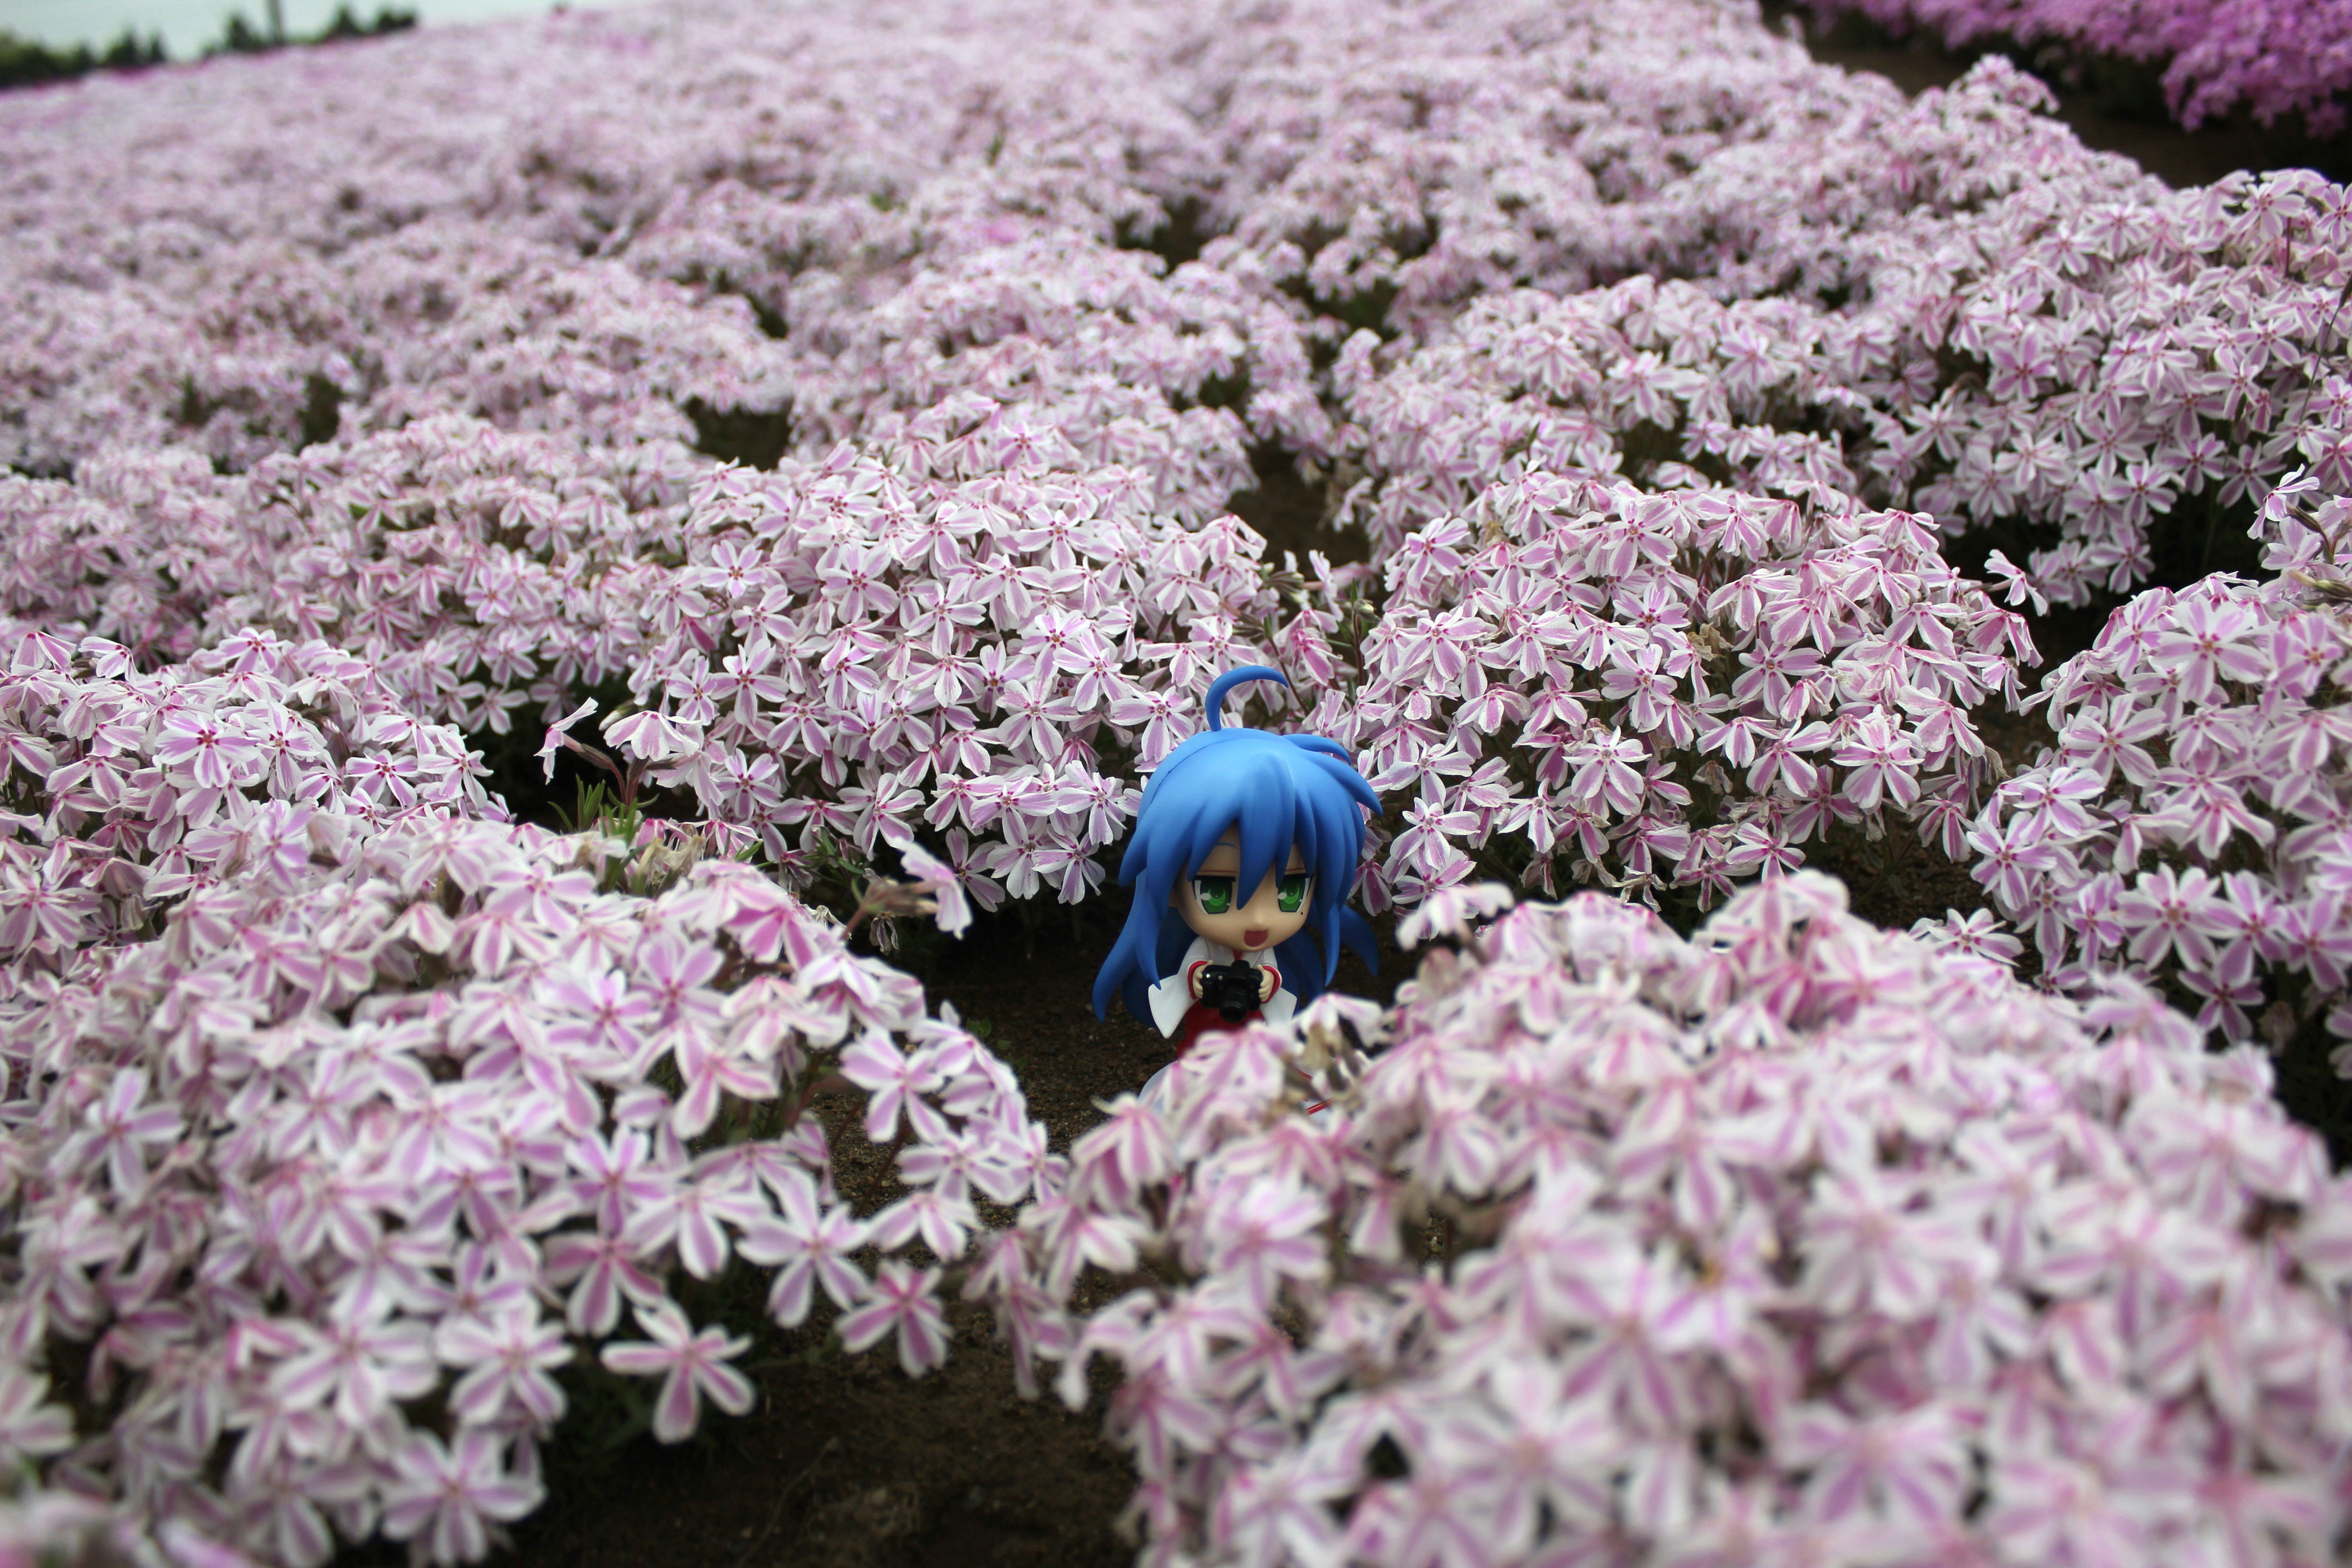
(470, 27, 2335, 1568)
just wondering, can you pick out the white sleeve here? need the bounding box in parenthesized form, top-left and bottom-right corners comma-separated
(1261, 987, 1297, 1026)
(1145, 936, 1220, 1039)
(1146, 970, 1191, 1038)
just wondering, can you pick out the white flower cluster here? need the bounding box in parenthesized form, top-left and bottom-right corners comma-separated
(1335, 160, 2352, 609)
(986, 875, 2352, 1568)
(1291, 470, 2029, 911)
(0, 630, 1051, 1565)
(1967, 477, 2352, 1055)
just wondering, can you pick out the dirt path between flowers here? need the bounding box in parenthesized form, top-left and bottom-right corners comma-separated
(466, 37, 2352, 1568)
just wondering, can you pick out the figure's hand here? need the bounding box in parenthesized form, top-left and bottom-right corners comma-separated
(1258, 967, 1275, 1003)
(1189, 964, 1204, 1000)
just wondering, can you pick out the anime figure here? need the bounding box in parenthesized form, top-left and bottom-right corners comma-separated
(1093, 666, 1380, 1103)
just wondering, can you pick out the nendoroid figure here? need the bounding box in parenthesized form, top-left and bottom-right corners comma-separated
(1093, 666, 1380, 1106)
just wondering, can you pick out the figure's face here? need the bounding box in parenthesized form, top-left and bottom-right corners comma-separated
(1171, 828, 1310, 955)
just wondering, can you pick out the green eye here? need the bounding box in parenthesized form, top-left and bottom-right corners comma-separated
(1192, 876, 1235, 915)
(1278, 873, 1309, 914)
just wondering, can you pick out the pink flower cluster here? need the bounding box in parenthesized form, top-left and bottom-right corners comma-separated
(1290, 470, 2030, 911)
(1336, 165, 2352, 610)
(787, 234, 1314, 525)
(1800, 0, 2352, 135)
(0, 630, 1051, 1564)
(607, 434, 1290, 902)
(984, 875, 2352, 1568)
(1965, 476, 2352, 1054)
(0, 411, 1303, 906)
(5, 0, 2340, 625)
(0, 0, 2349, 1559)
(0, 421, 697, 686)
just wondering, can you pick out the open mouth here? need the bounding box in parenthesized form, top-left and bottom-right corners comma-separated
(1243, 928, 1269, 948)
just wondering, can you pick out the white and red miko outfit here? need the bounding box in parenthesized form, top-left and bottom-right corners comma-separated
(1137, 935, 1296, 1112)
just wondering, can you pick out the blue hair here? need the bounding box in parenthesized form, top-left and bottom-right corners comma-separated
(1092, 666, 1381, 1024)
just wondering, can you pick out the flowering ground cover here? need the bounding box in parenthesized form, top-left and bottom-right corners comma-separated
(1, 0, 2351, 1563)
(1794, 0, 2352, 135)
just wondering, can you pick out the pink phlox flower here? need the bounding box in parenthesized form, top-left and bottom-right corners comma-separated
(0, 1365, 76, 1466)
(599, 1299, 755, 1442)
(2150, 595, 2265, 702)
(380, 1427, 544, 1564)
(1426, 1365, 1617, 1547)
(1911, 907, 2025, 967)
(407, 1242, 534, 1333)
(564, 1129, 673, 1235)
(1563, 730, 1650, 818)
(540, 965, 656, 1076)
(735, 1164, 867, 1328)
(1998, 763, 2107, 840)
(1653, 1209, 1784, 1360)
(668, 1027, 775, 1140)
(1782, 1400, 1971, 1527)
(1022, 1186, 1148, 1297)
(866, 1186, 978, 1258)
(1188, 1176, 1329, 1313)
(1611, 1078, 1740, 1232)
(967, 1114, 1053, 1205)
(879, 827, 971, 937)
(2145, 760, 2275, 861)
(1104, 1359, 1225, 1485)
(154, 707, 264, 791)
(1067, 1094, 1173, 1207)
(1210, 1313, 1350, 1427)
(542, 1227, 666, 1338)
(622, 1168, 766, 1280)
(269, 1291, 436, 1430)
(1980, 1425, 2187, 1568)
(2114, 863, 2226, 971)
(1831, 708, 1922, 812)
(1546, 1245, 1700, 1430)
(2031, 1186, 2236, 1341)
(1803, 1166, 1983, 1321)
(1984, 548, 2050, 614)
(1397, 1091, 1505, 1198)
(480, 857, 593, 932)
(891, 1121, 992, 1200)
(837, 1259, 950, 1377)
(1208, 1448, 1355, 1568)
(1965, 813, 2067, 913)
(2123, 1088, 2318, 1225)
(534, 698, 597, 784)
(838, 1029, 947, 1142)
(376, 1078, 504, 1190)
(1164, 1027, 1300, 1152)
(76, 1067, 183, 1196)
(1396, 881, 1515, 949)
(724, 879, 828, 973)
(435, 1304, 572, 1429)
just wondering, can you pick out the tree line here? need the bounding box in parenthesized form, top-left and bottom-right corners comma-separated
(0, 5, 418, 92)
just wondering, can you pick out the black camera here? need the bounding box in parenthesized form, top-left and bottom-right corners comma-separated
(1197, 960, 1265, 1023)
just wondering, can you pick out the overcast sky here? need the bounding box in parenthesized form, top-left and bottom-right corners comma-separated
(0, 0, 575, 56)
